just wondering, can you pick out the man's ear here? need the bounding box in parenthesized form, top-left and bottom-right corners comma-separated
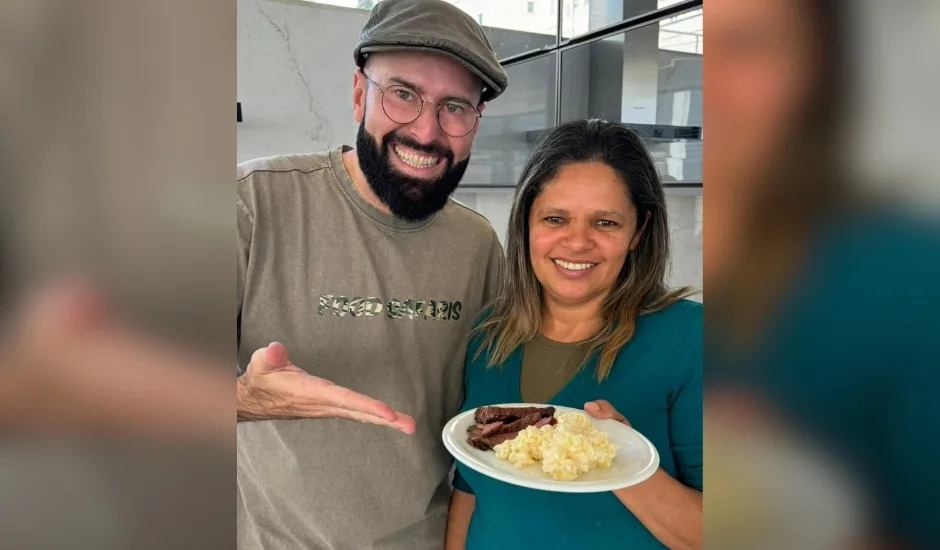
(630, 210, 652, 250)
(469, 102, 486, 139)
(353, 69, 366, 124)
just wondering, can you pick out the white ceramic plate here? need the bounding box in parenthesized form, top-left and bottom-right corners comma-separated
(442, 403, 660, 493)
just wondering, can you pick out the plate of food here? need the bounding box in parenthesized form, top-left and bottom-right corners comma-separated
(442, 403, 659, 493)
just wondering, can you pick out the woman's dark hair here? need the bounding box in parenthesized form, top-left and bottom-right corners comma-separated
(475, 118, 695, 381)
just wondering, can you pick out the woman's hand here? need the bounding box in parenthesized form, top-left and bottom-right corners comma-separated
(584, 398, 703, 550)
(584, 399, 630, 426)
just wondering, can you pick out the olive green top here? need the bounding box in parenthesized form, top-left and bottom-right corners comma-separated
(520, 333, 591, 404)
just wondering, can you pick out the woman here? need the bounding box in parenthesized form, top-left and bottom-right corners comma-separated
(445, 119, 703, 550)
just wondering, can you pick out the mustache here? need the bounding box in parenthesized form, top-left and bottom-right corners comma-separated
(384, 132, 454, 162)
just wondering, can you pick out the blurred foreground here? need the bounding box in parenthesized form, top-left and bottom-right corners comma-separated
(1, 0, 234, 548)
(705, 1, 939, 549)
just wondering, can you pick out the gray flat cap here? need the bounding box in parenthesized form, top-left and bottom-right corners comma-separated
(353, 0, 509, 103)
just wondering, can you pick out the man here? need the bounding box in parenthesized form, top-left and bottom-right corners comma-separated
(236, 0, 508, 548)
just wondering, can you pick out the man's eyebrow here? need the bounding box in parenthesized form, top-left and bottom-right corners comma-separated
(387, 76, 423, 92)
(387, 76, 477, 105)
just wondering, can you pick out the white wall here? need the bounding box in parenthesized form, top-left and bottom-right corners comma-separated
(238, 0, 702, 298)
(238, 0, 365, 161)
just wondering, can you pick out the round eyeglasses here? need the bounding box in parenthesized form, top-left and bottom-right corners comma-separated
(363, 73, 481, 138)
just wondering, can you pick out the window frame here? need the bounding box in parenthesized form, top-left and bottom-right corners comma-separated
(476, 0, 703, 190)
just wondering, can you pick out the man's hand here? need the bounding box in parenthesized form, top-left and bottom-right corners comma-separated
(237, 342, 416, 434)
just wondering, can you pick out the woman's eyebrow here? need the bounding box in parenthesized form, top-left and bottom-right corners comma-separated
(536, 208, 627, 219)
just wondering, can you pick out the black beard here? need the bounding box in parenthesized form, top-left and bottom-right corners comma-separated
(355, 122, 469, 222)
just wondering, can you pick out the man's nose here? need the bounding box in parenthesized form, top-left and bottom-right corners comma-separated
(406, 103, 444, 145)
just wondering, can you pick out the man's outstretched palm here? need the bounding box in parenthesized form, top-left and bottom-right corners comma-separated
(237, 342, 416, 434)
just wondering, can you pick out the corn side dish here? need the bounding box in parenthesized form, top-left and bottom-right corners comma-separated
(493, 412, 618, 481)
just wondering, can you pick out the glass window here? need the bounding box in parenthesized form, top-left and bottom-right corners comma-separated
(450, 0, 558, 58)
(561, 0, 698, 40)
(462, 54, 557, 186)
(559, 10, 702, 182)
(306, 1, 701, 58)
(658, 8, 703, 54)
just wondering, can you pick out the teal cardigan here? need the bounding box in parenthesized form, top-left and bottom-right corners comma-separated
(453, 299, 703, 550)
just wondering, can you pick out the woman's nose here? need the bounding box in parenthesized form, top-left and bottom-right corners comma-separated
(563, 224, 593, 251)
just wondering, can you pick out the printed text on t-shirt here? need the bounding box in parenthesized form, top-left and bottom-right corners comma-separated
(318, 295, 462, 320)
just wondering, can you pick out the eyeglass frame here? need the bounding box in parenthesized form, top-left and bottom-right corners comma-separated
(361, 72, 482, 138)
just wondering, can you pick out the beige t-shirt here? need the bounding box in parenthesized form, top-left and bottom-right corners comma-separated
(236, 146, 504, 550)
(520, 334, 591, 404)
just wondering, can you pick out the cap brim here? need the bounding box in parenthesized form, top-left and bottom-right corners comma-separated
(359, 44, 500, 103)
